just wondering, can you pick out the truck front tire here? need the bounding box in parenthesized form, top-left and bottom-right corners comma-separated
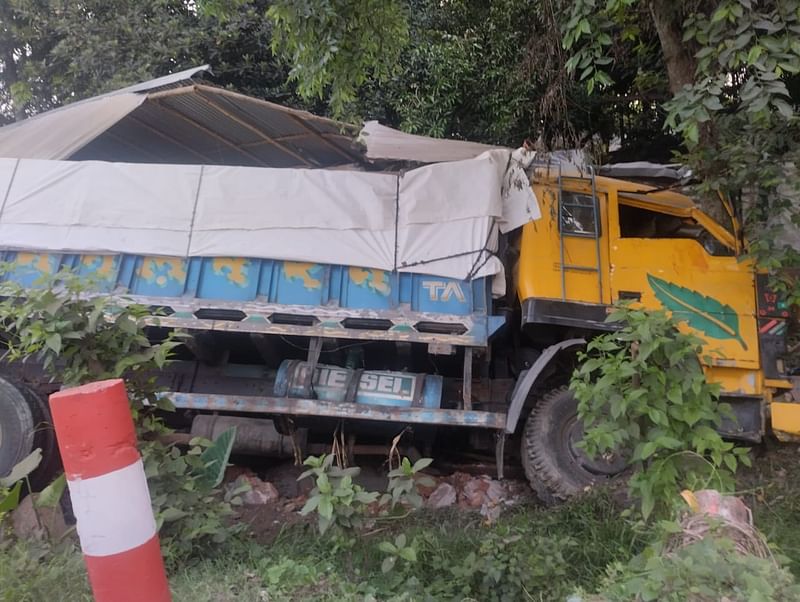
(521, 386, 626, 504)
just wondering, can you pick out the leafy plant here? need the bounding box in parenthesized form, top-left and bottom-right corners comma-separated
(298, 453, 437, 535)
(378, 533, 418, 574)
(0, 449, 42, 521)
(197, 428, 237, 490)
(0, 539, 91, 601)
(571, 305, 750, 519)
(0, 267, 180, 409)
(381, 457, 435, 511)
(34, 474, 67, 511)
(298, 454, 379, 534)
(0, 266, 241, 563)
(438, 529, 578, 602)
(141, 430, 243, 566)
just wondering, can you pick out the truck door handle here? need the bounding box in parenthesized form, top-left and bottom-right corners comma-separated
(618, 291, 641, 301)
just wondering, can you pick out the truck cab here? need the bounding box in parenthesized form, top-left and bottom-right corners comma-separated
(511, 164, 796, 500)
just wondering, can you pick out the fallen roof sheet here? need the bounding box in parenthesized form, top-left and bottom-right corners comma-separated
(0, 66, 361, 168)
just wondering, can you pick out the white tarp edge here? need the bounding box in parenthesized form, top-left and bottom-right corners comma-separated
(0, 94, 146, 161)
(0, 150, 540, 294)
(359, 121, 502, 164)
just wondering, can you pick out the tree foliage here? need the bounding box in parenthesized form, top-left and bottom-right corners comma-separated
(564, 0, 800, 295)
(267, 0, 409, 117)
(0, 0, 304, 124)
(245, 1, 674, 151)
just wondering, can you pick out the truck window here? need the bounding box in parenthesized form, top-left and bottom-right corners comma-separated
(617, 203, 733, 257)
(560, 191, 599, 237)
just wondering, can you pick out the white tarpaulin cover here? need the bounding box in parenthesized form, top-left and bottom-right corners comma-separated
(359, 121, 502, 163)
(0, 151, 539, 291)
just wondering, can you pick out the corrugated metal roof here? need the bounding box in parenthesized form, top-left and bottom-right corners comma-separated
(0, 66, 362, 169)
(72, 84, 362, 168)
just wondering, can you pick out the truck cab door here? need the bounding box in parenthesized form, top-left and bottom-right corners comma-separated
(519, 175, 612, 307)
(608, 195, 761, 384)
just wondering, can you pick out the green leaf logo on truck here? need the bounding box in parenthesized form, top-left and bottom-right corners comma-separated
(646, 274, 747, 350)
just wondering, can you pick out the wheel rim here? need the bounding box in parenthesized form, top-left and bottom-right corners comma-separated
(564, 414, 627, 477)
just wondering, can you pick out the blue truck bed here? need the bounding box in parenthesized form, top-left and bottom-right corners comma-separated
(2, 251, 506, 348)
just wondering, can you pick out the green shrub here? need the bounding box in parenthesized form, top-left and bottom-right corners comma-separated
(0, 267, 242, 565)
(572, 305, 750, 519)
(580, 536, 800, 602)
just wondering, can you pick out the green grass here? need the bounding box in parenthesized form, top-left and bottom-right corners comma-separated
(168, 493, 642, 601)
(741, 444, 800, 578)
(2, 444, 799, 601)
(0, 494, 638, 602)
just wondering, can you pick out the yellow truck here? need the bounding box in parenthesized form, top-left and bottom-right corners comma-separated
(0, 81, 794, 503)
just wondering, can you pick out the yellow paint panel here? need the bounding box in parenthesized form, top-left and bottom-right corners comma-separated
(518, 184, 611, 304)
(138, 257, 187, 285)
(284, 262, 322, 290)
(81, 255, 116, 278)
(609, 238, 759, 367)
(518, 174, 763, 401)
(212, 258, 249, 286)
(771, 402, 800, 438)
(16, 252, 52, 273)
(703, 367, 762, 396)
(349, 267, 391, 295)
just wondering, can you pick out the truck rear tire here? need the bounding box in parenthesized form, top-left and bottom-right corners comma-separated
(0, 378, 59, 488)
(0, 377, 36, 479)
(521, 386, 626, 504)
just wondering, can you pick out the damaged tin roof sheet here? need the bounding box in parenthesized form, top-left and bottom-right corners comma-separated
(0, 65, 362, 168)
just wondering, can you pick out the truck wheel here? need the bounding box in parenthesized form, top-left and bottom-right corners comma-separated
(0, 378, 59, 488)
(0, 377, 36, 480)
(521, 386, 627, 504)
(21, 385, 60, 490)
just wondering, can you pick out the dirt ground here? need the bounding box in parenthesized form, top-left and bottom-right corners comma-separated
(225, 456, 535, 544)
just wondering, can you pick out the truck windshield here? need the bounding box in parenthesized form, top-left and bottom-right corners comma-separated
(617, 203, 734, 257)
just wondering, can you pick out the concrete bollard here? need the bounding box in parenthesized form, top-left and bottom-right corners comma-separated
(49, 379, 171, 602)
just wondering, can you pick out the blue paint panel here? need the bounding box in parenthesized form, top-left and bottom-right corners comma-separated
(2, 252, 62, 287)
(343, 268, 393, 310)
(115, 255, 134, 290)
(74, 255, 121, 292)
(398, 273, 413, 306)
(274, 262, 327, 306)
(196, 258, 260, 301)
(412, 274, 473, 315)
(130, 257, 188, 297)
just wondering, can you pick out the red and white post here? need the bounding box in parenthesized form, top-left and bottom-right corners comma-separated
(49, 379, 171, 602)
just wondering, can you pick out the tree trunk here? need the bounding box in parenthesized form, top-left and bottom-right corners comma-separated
(649, 0, 696, 95)
(0, 47, 25, 122)
(0, 4, 26, 123)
